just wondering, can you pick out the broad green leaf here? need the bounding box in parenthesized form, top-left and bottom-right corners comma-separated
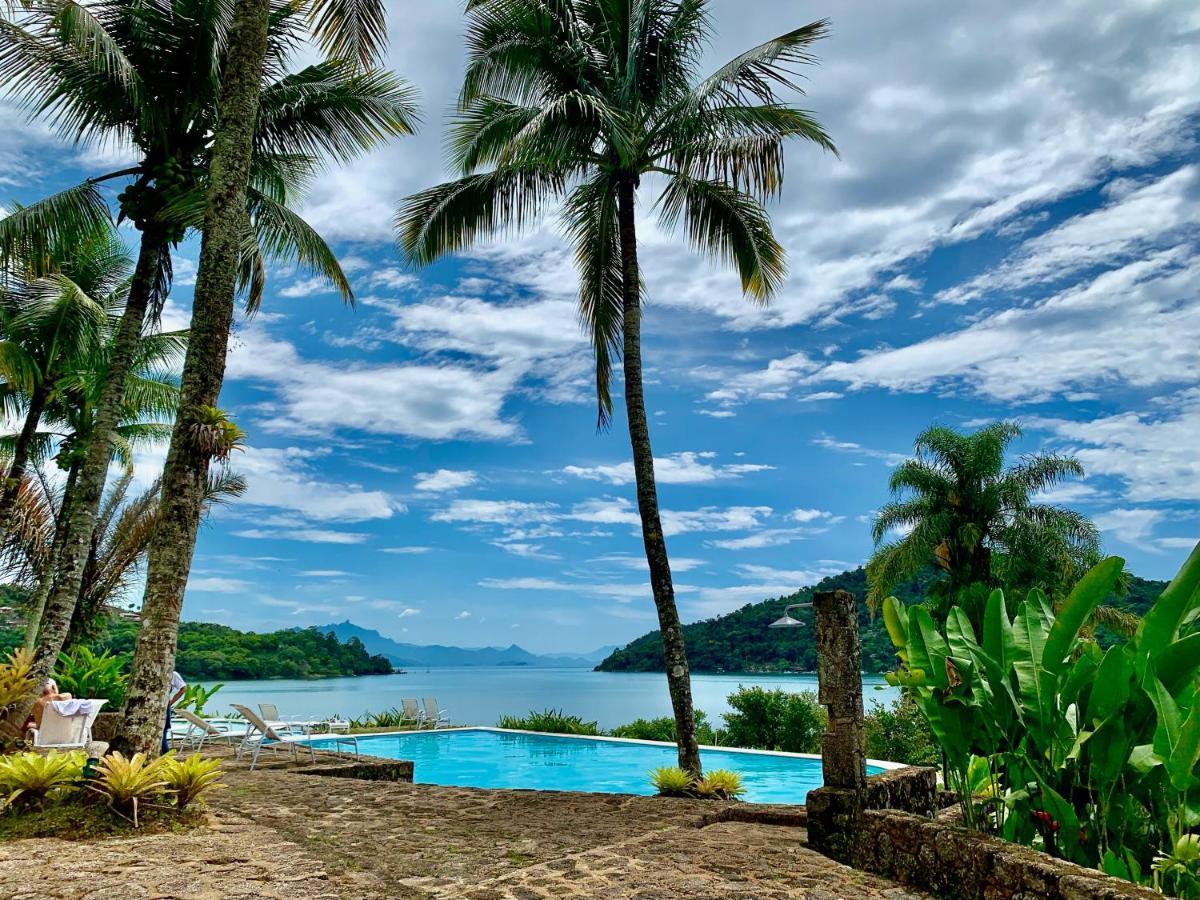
(1156, 633, 1200, 695)
(1129, 743, 1162, 774)
(1147, 677, 1183, 763)
(1138, 542, 1200, 666)
(1166, 703, 1200, 792)
(1043, 556, 1124, 675)
(882, 596, 908, 648)
(1088, 645, 1131, 723)
(1012, 601, 1055, 737)
(945, 608, 981, 665)
(982, 588, 1013, 672)
(909, 607, 950, 690)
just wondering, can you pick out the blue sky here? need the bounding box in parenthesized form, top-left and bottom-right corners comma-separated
(3, 1, 1198, 654)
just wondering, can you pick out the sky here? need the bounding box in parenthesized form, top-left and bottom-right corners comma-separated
(2, 0, 1199, 654)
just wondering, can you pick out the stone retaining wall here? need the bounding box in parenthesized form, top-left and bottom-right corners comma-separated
(854, 809, 1159, 899)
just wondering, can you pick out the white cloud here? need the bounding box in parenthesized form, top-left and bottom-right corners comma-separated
(236, 446, 396, 522)
(234, 527, 369, 544)
(414, 469, 478, 492)
(397, 607, 421, 618)
(491, 542, 561, 560)
(1094, 508, 1166, 547)
(380, 546, 433, 554)
(299, 570, 353, 578)
(790, 508, 833, 523)
(432, 499, 558, 526)
(562, 452, 773, 485)
(187, 577, 251, 592)
(455, 610, 472, 620)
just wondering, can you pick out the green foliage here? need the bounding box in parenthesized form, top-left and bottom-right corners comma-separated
(864, 696, 940, 767)
(349, 707, 416, 730)
(0, 751, 86, 808)
(92, 620, 393, 680)
(884, 546, 1200, 894)
(53, 646, 128, 705)
(176, 682, 223, 717)
(866, 422, 1101, 611)
(161, 753, 224, 809)
(596, 564, 1165, 675)
(694, 769, 746, 800)
(649, 766, 694, 797)
(89, 751, 170, 827)
(0, 647, 38, 721)
(497, 709, 600, 736)
(610, 711, 716, 746)
(721, 687, 825, 754)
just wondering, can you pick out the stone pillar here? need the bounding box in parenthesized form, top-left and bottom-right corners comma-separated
(807, 588, 866, 862)
(814, 588, 866, 791)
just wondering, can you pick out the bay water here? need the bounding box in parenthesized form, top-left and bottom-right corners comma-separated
(200, 667, 900, 730)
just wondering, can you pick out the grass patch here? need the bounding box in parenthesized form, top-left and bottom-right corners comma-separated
(0, 800, 208, 842)
(506, 850, 535, 866)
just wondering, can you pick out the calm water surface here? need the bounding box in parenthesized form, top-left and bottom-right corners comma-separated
(201, 668, 899, 729)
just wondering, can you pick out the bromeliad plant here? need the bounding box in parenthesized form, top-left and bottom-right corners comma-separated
(883, 544, 1200, 893)
(89, 751, 171, 827)
(649, 765, 745, 800)
(161, 753, 224, 810)
(0, 750, 86, 809)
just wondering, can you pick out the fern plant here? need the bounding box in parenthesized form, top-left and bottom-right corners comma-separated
(0, 751, 86, 808)
(162, 753, 224, 809)
(89, 751, 171, 826)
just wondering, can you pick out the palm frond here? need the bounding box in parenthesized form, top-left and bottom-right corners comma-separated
(305, 0, 388, 68)
(657, 174, 784, 301)
(687, 19, 831, 111)
(246, 189, 352, 307)
(0, 184, 112, 270)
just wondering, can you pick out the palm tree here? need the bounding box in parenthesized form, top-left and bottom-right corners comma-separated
(0, 219, 123, 537)
(397, 0, 835, 774)
(2, 464, 245, 648)
(117, 0, 413, 754)
(866, 422, 1103, 614)
(0, 0, 414, 705)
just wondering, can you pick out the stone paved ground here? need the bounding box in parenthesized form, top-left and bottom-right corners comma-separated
(0, 747, 929, 899)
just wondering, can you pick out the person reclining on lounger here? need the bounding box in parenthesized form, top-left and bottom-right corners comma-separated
(23, 679, 73, 739)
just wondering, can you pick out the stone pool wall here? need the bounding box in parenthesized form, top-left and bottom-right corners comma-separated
(809, 766, 1156, 899)
(292, 758, 414, 782)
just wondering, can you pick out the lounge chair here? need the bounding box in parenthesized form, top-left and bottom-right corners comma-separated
(232, 704, 316, 770)
(175, 708, 237, 751)
(401, 698, 422, 728)
(31, 699, 108, 756)
(259, 702, 321, 732)
(421, 697, 450, 729)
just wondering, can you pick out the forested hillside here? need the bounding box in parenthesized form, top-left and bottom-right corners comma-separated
(596, 566, 1167, 674)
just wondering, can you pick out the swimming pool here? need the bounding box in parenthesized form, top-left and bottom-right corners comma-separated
(302, 727, 896, 805)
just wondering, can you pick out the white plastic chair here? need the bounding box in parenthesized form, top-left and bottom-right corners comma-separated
(175, 708, 236, 751)
(31, 699, 108, 755)
(232, 704, 316, 770)
(421, 697, 450, 729)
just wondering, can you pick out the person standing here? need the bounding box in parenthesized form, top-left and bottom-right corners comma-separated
(163, 671, 186, 755)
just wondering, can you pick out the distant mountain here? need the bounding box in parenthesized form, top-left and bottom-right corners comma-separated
(596, 566, 1169, 675)
(314, 622, 599, 668)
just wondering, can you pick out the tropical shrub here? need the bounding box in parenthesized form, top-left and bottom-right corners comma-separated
(0, 751, 86, 808)
(0, 647, 38, 727)
(694, 769, 745, 800)
(53, 647, 128, 705)
(162, 753, 224, 809)
(497, 709, 600, 736)
(610, 711, 717, 745)
(89, 752, 171, 827)
(176, 682, 223, 717)
(883, 546, 1200, 894)
(649, 766, 694, 797)
(349, 707, 412, 730)
(721, 687, 826, 753)
(863, 696, 939, 766)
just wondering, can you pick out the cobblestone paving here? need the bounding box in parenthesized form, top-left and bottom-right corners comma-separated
(0, 749, 929, 899)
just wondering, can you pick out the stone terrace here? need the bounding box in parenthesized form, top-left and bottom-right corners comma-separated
(0, 747, 930, 899)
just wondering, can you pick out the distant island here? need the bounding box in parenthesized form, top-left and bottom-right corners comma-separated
(314, 621, 616, 669)
(93, 620, 395, 680)
(596, 565, 1167, 674)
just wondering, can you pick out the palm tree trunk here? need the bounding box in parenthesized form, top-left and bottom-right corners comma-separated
(0, 383, 49, 536)
(117, 0, 271, 756)
(616, 176, 701, 776)
(24, 230, 164, 697)
(22, 461, 79, 652)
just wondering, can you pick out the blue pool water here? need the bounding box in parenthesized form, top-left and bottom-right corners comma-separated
(304, 727, 887, 805)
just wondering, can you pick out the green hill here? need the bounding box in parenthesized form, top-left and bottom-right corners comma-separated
(596, 566, 1167, 674)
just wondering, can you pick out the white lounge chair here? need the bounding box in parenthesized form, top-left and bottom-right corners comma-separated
(30, 699, 108, 756)
(259, 702, 320, 732)
(421, 697, 450, 729)
(175, 708, 237, 751)
(233, 703, 316, 770)
(401, 698, 422, 728)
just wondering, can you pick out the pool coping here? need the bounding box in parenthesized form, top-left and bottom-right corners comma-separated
(297, 725, 907, 771)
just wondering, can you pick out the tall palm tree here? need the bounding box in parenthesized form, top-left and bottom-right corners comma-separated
(398, 0, 835, 774)
(0, 219, 124, 536)
(0, 0, 414, 706)
(866, 422, 1103, 613)
(117, 0, 412, 754)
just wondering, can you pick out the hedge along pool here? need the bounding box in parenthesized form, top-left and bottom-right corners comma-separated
(302, 727, 900, 804)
